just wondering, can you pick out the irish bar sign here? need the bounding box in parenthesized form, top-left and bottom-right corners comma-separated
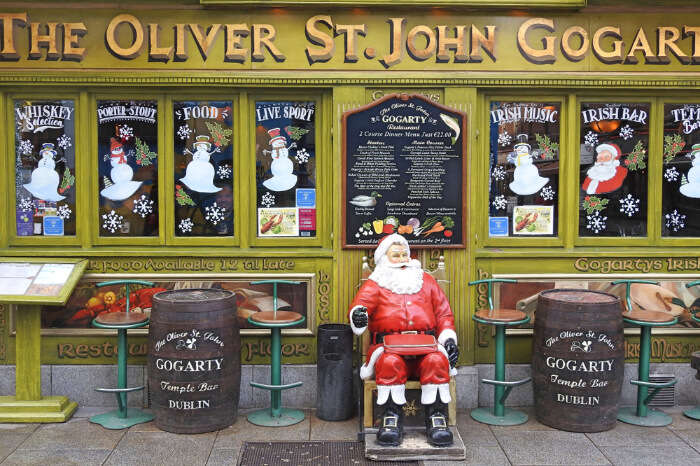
(342, 94, 466, 248)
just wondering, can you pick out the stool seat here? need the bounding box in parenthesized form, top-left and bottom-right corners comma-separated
(624, 309, 676, 324)
(95, 312, 149, 326)
(250, 310, 303, 325)
(475, 308, 527, 323)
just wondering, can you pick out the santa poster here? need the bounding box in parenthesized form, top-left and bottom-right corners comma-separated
(661, 103, 700, 237)
(578, 103, 649, 237)
(488, 101, 560, 237)
(97, 100, 158, 237)
(173, 101, 234, 237)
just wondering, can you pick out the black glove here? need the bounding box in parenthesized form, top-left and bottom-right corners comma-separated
(444, 339, 459, 368)
(351, 306, 368, 328)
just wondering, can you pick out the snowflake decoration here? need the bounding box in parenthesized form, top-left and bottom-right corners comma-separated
(491, 165, 506, 181)
(618, 194, 640, 217)
(586, 211, 607, 234)
(295, 148, 310, 164)
(204, 202, 226, 225)
(18, 140, 33, 155)
(57, 204, 71, 220)
(216, 164, 232, 179)
(665, 209, 686, 232)
(664, 166, 680, 182)
(261, 192, 276, 208)
(119, 125, 133, 141)
(492, 195, 507, 210)
(132, 194, 154, 218)
(102, 210, 124, 233)
(178, 218, 194, 234)
(18, 196, 33, 211)
(498, 131, 512, 147)
(584, 131, 599, 147)
(540, 185, 555, 201)
(57, 134, 72, 150)
(177, 125, 192, 140)
(619, 125, 634, 141)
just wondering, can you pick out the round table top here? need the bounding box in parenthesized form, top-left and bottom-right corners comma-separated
(624, 309, 676, 324)
(95, 312, 149, 326)
(475, 308, 527, 323)
(250, 310, 304, 325)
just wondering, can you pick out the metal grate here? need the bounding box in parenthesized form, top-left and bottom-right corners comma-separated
(238, 441, 419, 466)
(648, 374, 675, 407)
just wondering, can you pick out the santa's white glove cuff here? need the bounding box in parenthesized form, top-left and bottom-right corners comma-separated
(437, 329, 458, 346)
(349, 305, 368, 335)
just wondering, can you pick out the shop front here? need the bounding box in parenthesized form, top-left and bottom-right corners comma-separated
(0, 0, 699, 424)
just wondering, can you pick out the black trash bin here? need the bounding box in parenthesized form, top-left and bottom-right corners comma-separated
(316, 324, 354, 421)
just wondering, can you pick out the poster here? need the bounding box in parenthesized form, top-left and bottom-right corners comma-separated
(512, 206, 554, 235)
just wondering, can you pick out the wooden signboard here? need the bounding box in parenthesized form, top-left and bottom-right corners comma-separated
(342, 94, 466, 248)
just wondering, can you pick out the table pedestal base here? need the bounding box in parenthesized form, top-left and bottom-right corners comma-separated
(90, 408, 154, 430)
(247, 407, 305, 427)
(683, 407, 700, 420)
(0, 395, 77, 423)
(470, 407, 528, 426)
(617, 406, 672, 427)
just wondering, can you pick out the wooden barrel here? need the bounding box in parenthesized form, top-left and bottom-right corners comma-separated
(533, 289, 624, 432)
(149, 289, 240, 434)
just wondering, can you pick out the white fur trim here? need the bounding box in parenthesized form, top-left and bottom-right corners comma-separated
(373, 233, 409, 265)
(421, 383, 452, 404)
(437, 329, 458, 346)
(377, 384, 406, 405)
(586, 179, 599, 195)
(360, 346, 384, 380)
(437, 344, 458, 376)
(349, 305, 367, 336)
(438, 383, 452, 403)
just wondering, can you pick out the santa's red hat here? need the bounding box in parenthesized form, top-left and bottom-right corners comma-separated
(110, 137, 123, 154)
(374, 233, 409, 265)
(596, 143, 621, 159)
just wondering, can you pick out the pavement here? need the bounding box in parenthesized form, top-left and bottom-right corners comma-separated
(1, 406, 700, 465)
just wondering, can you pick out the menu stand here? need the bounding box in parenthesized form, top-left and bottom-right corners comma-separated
(0, 258, 87, 422)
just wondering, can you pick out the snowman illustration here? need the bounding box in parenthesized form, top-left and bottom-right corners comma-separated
(180, 135, 221, 193)
(262, 128, 298, 192)
(680, 143, 700, 198)
(508, 134, 549, 196)
(23, 142, 65, 202)
(100, 137, 143, 201)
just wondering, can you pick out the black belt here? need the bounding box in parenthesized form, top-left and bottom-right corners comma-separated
(373, 329, 435, 345)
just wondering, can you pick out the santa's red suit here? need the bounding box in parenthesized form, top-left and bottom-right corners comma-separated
(349, 235, 457, 406)
(582, 166, 627, 195)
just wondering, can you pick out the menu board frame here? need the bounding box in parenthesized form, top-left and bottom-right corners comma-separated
(0, 257, 87, 306)
(341, 93, 467, 249)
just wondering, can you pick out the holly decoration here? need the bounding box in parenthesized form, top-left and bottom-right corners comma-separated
(535, 133, 559, 160)
(663, 134, 685, 164)
(58, 167, 75, 194)
(205, 121, 232, 148)
(285, 125, 309, 141)
(134, 137, 157, 166)
(583, 195, 609, 214)
(175, 184, 196, 206)
(624, 140, 647, 171)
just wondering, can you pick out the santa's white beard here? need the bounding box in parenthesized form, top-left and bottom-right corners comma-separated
(587, 161, 617, 182)
(369, 258, 424, 294)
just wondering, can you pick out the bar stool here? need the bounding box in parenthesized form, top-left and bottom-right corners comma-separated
(683, 280, 700, 420)
(90, 280, 155, 429)
(468, 279, 531, 426)
(247, 280, 305, 427)
(613, 279, 678, 427)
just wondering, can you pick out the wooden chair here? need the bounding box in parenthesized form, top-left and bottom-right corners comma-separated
(358, 255, 457, 430)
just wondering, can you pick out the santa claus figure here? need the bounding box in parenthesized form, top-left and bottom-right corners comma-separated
(349, 234, 458, 447)
(582, 143, 628, 195)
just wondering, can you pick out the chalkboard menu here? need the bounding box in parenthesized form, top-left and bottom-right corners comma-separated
(342, 94, 466, 248)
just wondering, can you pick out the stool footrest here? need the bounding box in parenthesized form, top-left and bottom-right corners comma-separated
(95, 386, 145, 393)
(482, 377, 532, 387)
(250, 381, 303, 391)
(631, 379, 677, 388)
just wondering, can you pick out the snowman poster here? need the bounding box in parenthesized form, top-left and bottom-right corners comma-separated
(255, 101, 316, 237)
(97, 100, 159, 237)
(661, 103, 700, 236)
(14, 99, 77, 236)
(488, 101, 560, 238)
(173, 100, 233, 237)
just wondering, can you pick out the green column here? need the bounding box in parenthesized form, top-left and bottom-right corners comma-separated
(636, 326, 651, 418)
(494, 325, 505, 417)
(270, 328, 282, 417)
(117, 328, 128, 417)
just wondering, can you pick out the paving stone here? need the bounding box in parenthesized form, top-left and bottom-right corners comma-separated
(497, 430, 609, 465)
(666, 406, 700, 430)
(476, 364, 533, 407)
(239, 364, 253, 409)
(0, 365, 51, 397)
(0, 423, 39, 433)
(1, 449, 111, 466)
(105, 431, 216, 466)
(456, 412, 500, 447)
(422, 445, 510, 466)
(51, 365, 144, 407)
(0, 433, 29, 463)
(488, 406, 556, 432)
(18, 418, 125, 450)
(585, 423, 684, 447)
(206, 448, 239, 466)
(455, 366, 479, 410)
(213, 414, 310, 449)
(671, 428, 700, 453)
(599, 445, 700, 466)
(309, 414, 358, 441)
(252, 364, 316, 408)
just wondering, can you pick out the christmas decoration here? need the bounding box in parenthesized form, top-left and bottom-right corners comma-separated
(180, 135, 221, 193)
(584, 131, 599, 147)
(665, 209, 686, 232)
(23, 143, 65, 202)
(134, 137, 157, 166)
(664, 166, 680, 182)
(491, 165, 506, 181)
(57, 134, 72, 150)
(284, 125, 309, 141)
(624, 140, 647, 171)
(102, 210, 124, 233)
(261, 192, 276, 208)
(175, 184, 196, 206)
(540, 185, 555, 201)
(132, 194, 154, 218)
(582, 195, 609, 214)
(216, 164, 232, 179)
(618, 194, 640, 217)
(295, 148, 310, 164)
(177, 124, 192, 140)
(18, 139, 33, 155)
(178, 218, 194, 234)
(619, 125, 634, 141)
(663, 134, 685, 163)
(100, 137, 142, 201)
(57, 204, 72, 220)
(586, 211, 607, 234)
(492, 194, 507, 210)
(204, 202, 226, 225)
(58, 168, 74, 194)
(498, 131, 512, 147)
(204, 121, 232, 147)
(508, 134, 549, 195)
(535, 133, 559, 160)
(119, 125, 134, 141)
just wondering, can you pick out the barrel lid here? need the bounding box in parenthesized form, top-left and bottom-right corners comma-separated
(540, 289, 618, 304)
(153, 288, 234, 302)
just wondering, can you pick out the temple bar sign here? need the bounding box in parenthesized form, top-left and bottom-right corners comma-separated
(0, 12, 699, 68)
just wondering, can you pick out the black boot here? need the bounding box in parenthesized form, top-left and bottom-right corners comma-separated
(424, 402, 453, 447)
(376, 400, 404, 446)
